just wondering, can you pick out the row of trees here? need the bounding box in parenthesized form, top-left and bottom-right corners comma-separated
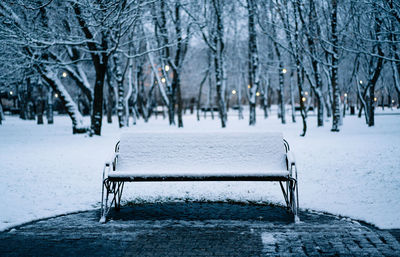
(0, 0, 399, 136)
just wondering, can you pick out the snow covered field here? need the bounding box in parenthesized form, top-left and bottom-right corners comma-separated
(1, 109, 399, 231)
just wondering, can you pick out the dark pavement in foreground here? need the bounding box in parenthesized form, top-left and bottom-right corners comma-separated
(0, 202, 399, 256)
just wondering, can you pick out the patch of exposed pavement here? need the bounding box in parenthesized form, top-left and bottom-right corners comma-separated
(1, 202, 399, 256)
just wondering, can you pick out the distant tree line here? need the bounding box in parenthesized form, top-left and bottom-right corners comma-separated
(0, 0, 399, 135)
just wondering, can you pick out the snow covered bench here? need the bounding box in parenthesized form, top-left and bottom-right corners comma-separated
(100, 132, 299, 223)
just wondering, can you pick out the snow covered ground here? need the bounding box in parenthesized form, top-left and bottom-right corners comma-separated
(0, 108, 399, 231)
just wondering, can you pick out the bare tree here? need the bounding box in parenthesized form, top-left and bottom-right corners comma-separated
(247, 0, 260, 125)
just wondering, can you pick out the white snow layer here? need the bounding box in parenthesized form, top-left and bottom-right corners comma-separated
(0, 110, 399, 231)
(114, 132, 288, 178)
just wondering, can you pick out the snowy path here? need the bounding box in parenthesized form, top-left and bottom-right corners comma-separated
(0, 111, 399, 231)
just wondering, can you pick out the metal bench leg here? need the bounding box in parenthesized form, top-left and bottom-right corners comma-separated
(279, 181, 290, 208)
(289, 178, 300, 223)
(100, 163, 111, 223)
(100, 179, 111, 223)
(113, 182, 124, 211)
(100, 180, 125, 223)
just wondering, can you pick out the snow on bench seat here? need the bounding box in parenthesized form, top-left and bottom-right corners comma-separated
(108, 132, 289, 180)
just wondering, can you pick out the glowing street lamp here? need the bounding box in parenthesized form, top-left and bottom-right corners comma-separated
(344, 93, 348, 97)
(359, 80, 363, 85)
(256, 92, 260, 96)
(282, 68, 287, 74)
(392, 100, 395, 103)
(374, 97, 377, 102)
(247, 84, 251, 89)
(55, 93, 59, 98)
(304, 91, 309, 96)
(161, 77, 166, 83)
(165, 65, 170, 71)
(232, 89, 237, 95)
(302, 97, 306, 102)
(9, 91, 13, 95)
(62, 72, 68, 78)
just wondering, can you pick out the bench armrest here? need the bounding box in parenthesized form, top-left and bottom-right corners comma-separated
(286, 150, 297, 179)
(103, 152, 119, 179)
(286, 150, 296, 166)
(103, 162, 111, 181)
(105, 152, 119, 170)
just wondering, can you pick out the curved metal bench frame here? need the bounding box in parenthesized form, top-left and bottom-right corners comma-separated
(100, 139, 299, 223)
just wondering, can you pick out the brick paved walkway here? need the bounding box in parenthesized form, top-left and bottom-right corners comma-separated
(0, 203, 399, 256)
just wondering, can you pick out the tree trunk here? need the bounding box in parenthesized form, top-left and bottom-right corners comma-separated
(297, 68, 307, 136)
(398, 92, 400, 109)
(366, 18, 384, 127)
(271, 17, 285, 124)
(262, 78, 268, 119)
(357, 82, 369, 123)
(211, 0, 227, 128)
(46, 88, 54, 124)
(35, 83, 44, 125)
(0, 101, 4, 125)
(325, 93, 332, 118)
(131, 58, 140, 125)
(301, 0, 324, 126)
(247, 0, 259, 126)
(173, 1, 186, 128)
(316, 90, 324, 126)
(40, 68, 87, 133)
(19, 82, 27, 120)
(289, 71, 296, 123)
(36, 99, 44, 125)
(114, 54, 125, 128)
(278, 64, 286, 124)
(207, 68, 214, 120)
(91, 64, 107, 135)
(176, 74, 183, 127)
(215, 54, 227, 128)
(106, 67, 114, 124)
(26, 78, 35, 120)
(368, 87, 375, 127)
(293, 2, 307, 136)
(331, 0, 340, 132)
(72, 4, 108, 135)
(197, 70, 209, 121)
(124, 58, 133, 126)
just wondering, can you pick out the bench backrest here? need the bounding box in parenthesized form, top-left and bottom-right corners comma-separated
(115, 132, 287, 175)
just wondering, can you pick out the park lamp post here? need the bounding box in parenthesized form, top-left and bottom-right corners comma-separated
(282, 68, 287, 74)
(232, 89, 236, 95)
